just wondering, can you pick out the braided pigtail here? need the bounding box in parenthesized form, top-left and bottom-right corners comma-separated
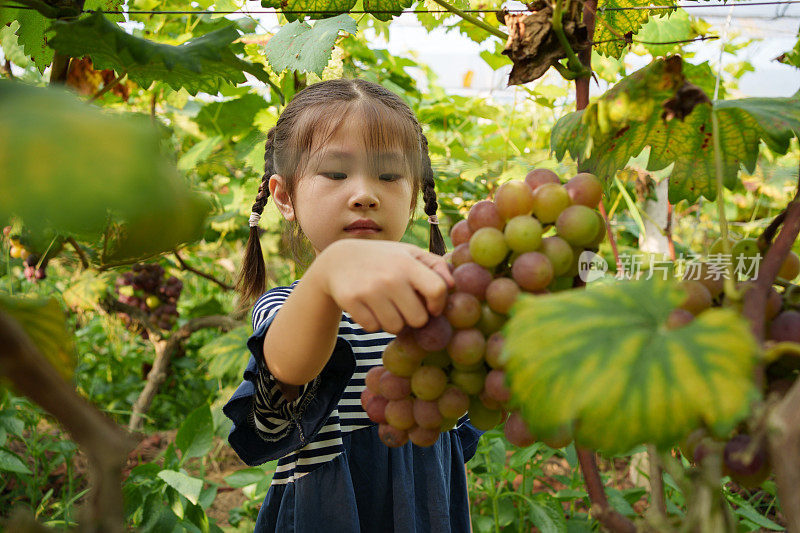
(420, 133, 446, 256)
(235, 127, 276, 313)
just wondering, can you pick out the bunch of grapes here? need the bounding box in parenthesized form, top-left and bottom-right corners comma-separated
(115, 263, 182, 335)
(362, 169, 606, 448)
(672, 238, 800, 489)
(3, 226, 47, 281)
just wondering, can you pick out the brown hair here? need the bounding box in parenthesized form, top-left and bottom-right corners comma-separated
(235, 78, 445, 311)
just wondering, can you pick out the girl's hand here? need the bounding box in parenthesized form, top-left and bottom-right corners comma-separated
(311, 239, 455, 334)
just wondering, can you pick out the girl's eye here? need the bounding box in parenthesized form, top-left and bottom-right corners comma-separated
(322, 172, 347, 180)
(380, 174, 402, 182)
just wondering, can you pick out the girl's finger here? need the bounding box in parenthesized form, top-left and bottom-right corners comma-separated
(362, 292, 406, 334)
(391, 284, 431, 330)
(346, 300, 382, 333)
(408, 262, 450, 317)
(411, 249, 455, 288)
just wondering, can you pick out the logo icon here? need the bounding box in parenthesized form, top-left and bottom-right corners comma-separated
(578, 251, 608, 283)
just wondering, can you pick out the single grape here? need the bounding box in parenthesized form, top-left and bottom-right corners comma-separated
(450, 367, 487, 395)
(485, 332, 505, 369)
(413, 315, 453, 352)
(382, 339, 423, 377)
(723, 434, 770, 489)
(678, 280, 713, 316)
(469, 227, 509, 268)
(453, 263, 493, 300)
(731, 238, 761, 268)
(684, 262, 724, 300)
(446, 328, 486, 367)
(524, 169, 560, 192)
(485, 278, 521, 315)
(769, 311, 800, 343)
(556, 205, 601, 247)
(365, 366, 387, 393)
(539, 236, 574, 277)
(564, 172, 603, 208)
(532, 183, 571, 224)
(468, 396, 504, 431)
(495, 180, 535, 220)
(379, 371, 412, 400)
(379, 424, 409, 447)
(451, 360, 485, 372)
(410, 366, 449, 401)
(779, 251, 800, 281)
(504, 215, 543, 253)
(512, 252, 554, 291)
(451, 243, 473, 267)
(385, 398, 415, 430)
(766, 287, 783, 321)
(477, 305, 506, 336)
(145, 295, 161, 309)
(709, 237, 735, 255)
(484, 369, 511, 404)
(450, 219, 473, 247)
(467, 200, 504, 232)
(413, 398, 444, 429)
(365, 395, 389, 424)
(504, 411, 536, 447)
(479, 390, 502, 410)
(438, 386, 470, 420)
(445, 292, 482, 328)
(409, 426, 441, 447)
(666, 309, 695, 329)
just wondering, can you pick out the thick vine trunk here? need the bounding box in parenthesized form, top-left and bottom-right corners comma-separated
(128, 315, 240, 431)
(0, 310, 135, 533)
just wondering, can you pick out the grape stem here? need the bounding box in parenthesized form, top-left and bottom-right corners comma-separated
(576, 448, 636, 533)
(67, 236, 89, 269)
(172, 249, 234, 291)
(551, 0, 590, 79)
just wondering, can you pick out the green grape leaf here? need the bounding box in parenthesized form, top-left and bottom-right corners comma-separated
(503, 278, 760, 455)
(0, 21, 33, 68)
(264, 14, 357, 75)
(198, 326, 251, 380)
(0, 296, 76, 380)
(594, 0, 677, 59)
(48, 12, 271, 95)
(551, 57, 800, 203)
(195, 94, 269, 138)
(261, 0, 355, 22)
(157, 470, 203, 505)
(0, 7, 53, 72)
(0, 82, 210, 262)
(635, 10, 692, 57)
(175, 404, 214, 461)
(225, 465, 275, 488)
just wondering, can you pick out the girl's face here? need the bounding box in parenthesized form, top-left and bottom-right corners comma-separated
(269, 117, 416, 255)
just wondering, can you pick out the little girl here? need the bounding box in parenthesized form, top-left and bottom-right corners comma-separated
(223, 78, 483, 532)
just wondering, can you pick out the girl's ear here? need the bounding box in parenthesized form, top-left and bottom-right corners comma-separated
(269, 174, 296, 221)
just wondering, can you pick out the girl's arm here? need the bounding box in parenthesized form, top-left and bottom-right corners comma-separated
(263, 239, 454, 386)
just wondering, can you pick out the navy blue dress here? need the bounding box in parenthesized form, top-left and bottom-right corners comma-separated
(223, 281, 484, 532)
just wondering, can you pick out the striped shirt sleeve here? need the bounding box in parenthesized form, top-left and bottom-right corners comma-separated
(248, 286, 321, 443)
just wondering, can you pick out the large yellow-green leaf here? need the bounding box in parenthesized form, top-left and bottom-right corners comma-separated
(551, 57, 800, 203)
(0, 296, 76, 380)
(198, 326, 250, 380)
(594, 0, 677, 59)
(0, 82, 210, 261)
(503, 278, 760, 455)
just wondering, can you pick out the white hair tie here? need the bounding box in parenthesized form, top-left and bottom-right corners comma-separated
(427, 215, 439, 225)
(249, 212, 262, 227)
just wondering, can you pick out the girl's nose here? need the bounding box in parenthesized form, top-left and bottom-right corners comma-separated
(350, 178, 379, 209)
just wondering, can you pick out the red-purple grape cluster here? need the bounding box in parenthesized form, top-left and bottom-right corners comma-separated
(363, 169, 606, 448)
(3, 226, 47, 281)
(115, 263, 182, 333)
